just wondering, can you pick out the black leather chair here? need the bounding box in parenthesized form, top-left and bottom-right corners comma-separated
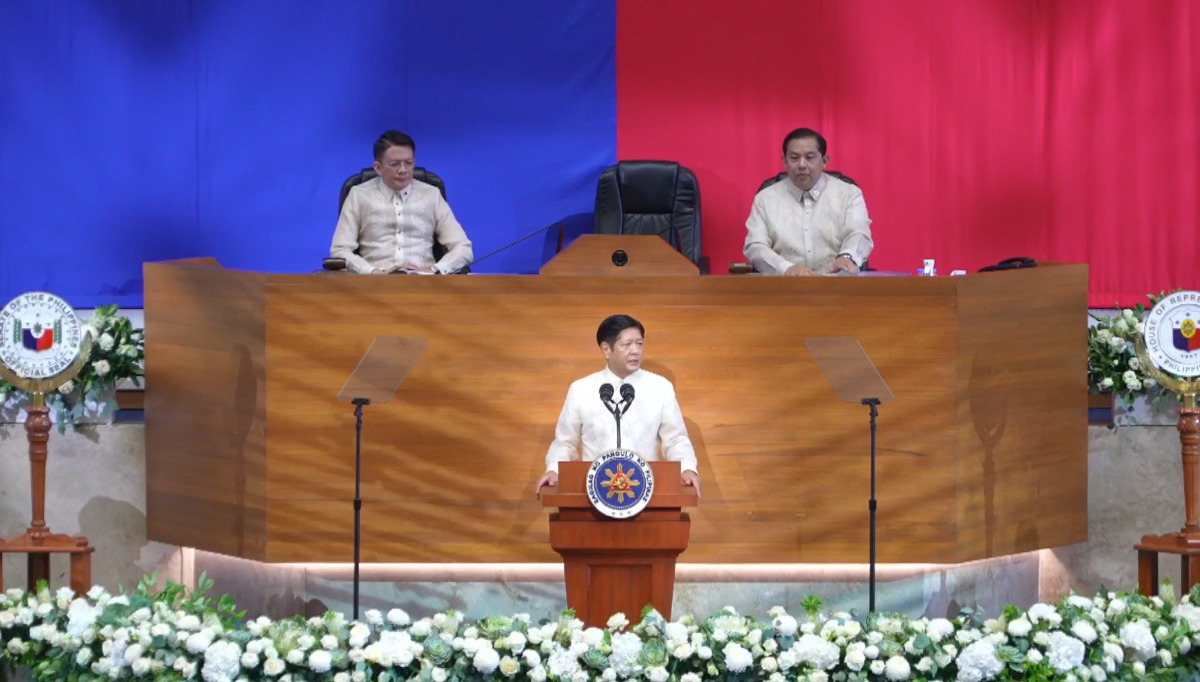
(326, 167, 467, 272)
(730, 169, 868, 273)
(593, 161, 708, 273)
(338, 167, 447, 209)
(757, 169, 857, 193)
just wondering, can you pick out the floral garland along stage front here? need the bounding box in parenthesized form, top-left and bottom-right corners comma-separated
(4, 576, 1200, 682)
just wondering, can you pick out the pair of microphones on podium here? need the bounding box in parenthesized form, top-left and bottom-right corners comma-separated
(600, 383, 635, 449)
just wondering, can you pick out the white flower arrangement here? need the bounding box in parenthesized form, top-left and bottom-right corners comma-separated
(0, 304, 145, 430)
(1087, 291, 1187, 402)
(5, 574, 1200, 682)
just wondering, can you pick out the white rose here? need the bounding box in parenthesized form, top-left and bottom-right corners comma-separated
(884, 655, 910, 681)
(334, 674, 350, 682)
(1027, 648, 1044, 664)
(321, 634, 339, 650)
(722, 643, 753, 673)
(1100, 377, 1114, 389)
(582, 627, 605, 648)
(498, 656, 521, 677)
(387, 608, 410, 626)
(1108, 337, 1126, 350)
(647, 667, 669, 682)
(1071, 621, 1097, 644)
(131, 658, 152, 676)
(474, 647, 501, 674)
(307, 650, 332, 672)
(1007, 618, 1032, 637)
(93, 360, 111, 377)
(285, 649, 305, 665)
(772, 614, 798, 637)
(870, 660, 886, 675)
(98, 333, 115, 351)
(529, 666, 547, 682)
(845, 650, 866, 671)
(124, 643, 146, 664)
(607, 613, 629, 630)
(503, 631, 526, 653)
(431, 667, 448, 682)
(681, 674, 701, 682)
(263, 658, 285, 676)
(57, 380, 75, 394)
(348, 623, 370, 648)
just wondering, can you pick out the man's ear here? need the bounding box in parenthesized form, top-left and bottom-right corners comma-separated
(599, 342, 612, 358)
(822, 155, 830, 165)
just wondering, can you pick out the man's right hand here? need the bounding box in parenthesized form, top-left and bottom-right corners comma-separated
(535, 471, 558, 499)
(784, 264, 816, 276)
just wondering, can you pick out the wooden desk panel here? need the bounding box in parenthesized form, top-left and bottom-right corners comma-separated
(145, 258, 1087, 564)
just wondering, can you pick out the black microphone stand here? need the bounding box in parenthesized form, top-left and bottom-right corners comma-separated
(862, 397, 881, 613)
(612, 403, 623, 449)
(351, 397, 370, 620)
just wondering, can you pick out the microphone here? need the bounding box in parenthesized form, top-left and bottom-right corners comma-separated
(599, 383, 617, 412)
(619, 384, 635, 415)
(599, 382, 624, 449)
(442, 221, 564, 275)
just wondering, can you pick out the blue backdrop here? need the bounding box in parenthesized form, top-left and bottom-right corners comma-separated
(0, 1, 616, 307)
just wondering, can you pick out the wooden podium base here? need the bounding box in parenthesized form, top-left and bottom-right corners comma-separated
(1135, 533, 1200, 596)
(543, 462, 698, 628)
(550, 509, 691, 626)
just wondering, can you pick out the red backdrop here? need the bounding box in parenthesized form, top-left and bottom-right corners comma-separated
(616, 0, 1200, 306)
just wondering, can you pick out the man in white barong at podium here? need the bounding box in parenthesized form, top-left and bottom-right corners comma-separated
(535, 314, 701, 498)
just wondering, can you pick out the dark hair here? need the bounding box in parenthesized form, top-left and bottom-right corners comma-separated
(373, 130, 416, 161)
(596, 314, 645, 347)
(782, 128, 827, 156)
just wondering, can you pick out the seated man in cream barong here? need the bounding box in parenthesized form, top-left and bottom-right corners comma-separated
(743, 128, 873, 276)
(330, 130, 473, 274)
(535, 314, 701, 498)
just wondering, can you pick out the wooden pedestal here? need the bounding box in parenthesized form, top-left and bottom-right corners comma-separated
(0, 403, 94, 593)
(1135, 404, 1200, 596)
(1136, 533, 1200, 595)
(542, 462, 698, 627)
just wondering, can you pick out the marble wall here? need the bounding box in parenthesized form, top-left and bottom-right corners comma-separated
(0, 421, 1187, 619)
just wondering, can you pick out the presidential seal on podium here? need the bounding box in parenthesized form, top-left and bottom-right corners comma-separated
(586, 449, 655, 519)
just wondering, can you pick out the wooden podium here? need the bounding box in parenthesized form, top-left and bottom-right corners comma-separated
(540, 461, 698, 626)
(142, 244, 1088, 566)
